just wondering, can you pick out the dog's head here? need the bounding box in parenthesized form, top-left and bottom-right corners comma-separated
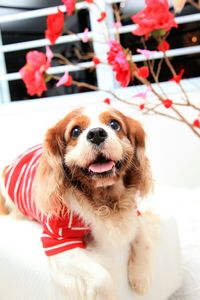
(34, 105, 152, 214)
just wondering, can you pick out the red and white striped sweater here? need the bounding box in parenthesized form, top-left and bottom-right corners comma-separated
(4, 145, 90, 256)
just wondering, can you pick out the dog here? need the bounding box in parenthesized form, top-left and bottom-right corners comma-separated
(0, 104, 158, 300)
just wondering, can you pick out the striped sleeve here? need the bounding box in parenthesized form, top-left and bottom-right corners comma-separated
(41, 213, 91, 256)
(4, 144, 91, 257)
(41, 233, 85, 256)
(4, 145, 43, 219)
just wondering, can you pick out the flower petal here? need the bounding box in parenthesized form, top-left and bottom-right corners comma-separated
(97, 12, 107, 22)
(62, 0, 76, 16)
(157, 40, 170, 52)
(137, 48, 157, 59)
(104, 98, 111, 105)
(56, 71, 69, 87)
(162, 99, 173, 108)
(45, 46, 54, 65)
(173, 0, 187, 13)
(81, 28, 89, 43)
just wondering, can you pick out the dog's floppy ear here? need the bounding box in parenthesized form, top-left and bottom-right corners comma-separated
(33, 119, 68, 215)
(123, 115, 152, 197)
(34, 108, 83, 214)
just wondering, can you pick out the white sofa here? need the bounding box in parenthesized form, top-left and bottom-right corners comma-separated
(0, 92, 199, 300)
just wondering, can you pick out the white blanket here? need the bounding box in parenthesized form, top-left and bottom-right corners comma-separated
(2, 185, 199, 300)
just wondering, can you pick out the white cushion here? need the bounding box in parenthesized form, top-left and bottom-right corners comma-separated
(1, 185, 199, 299)
(147, 186, 200, 300)
(0, 197, 182, 300)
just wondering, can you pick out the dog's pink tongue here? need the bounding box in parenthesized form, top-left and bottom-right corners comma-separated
(89, 161, 114, 173)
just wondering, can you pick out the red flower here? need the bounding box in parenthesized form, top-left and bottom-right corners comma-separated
(162, 99, 173, 108)
(137, 66, 149, 78)
(193, 119, 200, 128)
(131, 0, 177, 38)
(97, 12, 107, 22)
(157, 40, 170, 52)
(64, 75, 73, 86)
(85, 0, 94, 3)
(62, 0, 76, 16)
(19, 51, 49, 97)
(139, 103, 145, 110)
(107, 40, 131, 87)
(92, 57, 101, 65)
(170, 69, 185, 84)
(45, 10, 64, 45)
(104, 98, 111, 105)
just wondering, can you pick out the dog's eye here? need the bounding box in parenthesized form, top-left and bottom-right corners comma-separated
(71, 126, 82, 138)
(109, 120, 121, 131)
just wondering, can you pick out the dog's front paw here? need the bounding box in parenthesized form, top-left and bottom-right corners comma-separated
(128, 258, 152, 296)
(52, 268, 115, 300)
(49, 249, 115, 300)
(84, 271, 115, 300)
(129, 271, 151, 295)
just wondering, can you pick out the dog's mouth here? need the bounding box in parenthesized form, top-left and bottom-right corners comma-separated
(88, 155, 115, 173)
(83, 154, 122, 177)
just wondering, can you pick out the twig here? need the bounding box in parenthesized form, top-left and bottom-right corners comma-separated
(72, 80, 138, 107)
(53, 53, 72, 65)
(134, 74, 200, 138)
(187, 0, 200, 9)
(148, 110, 183, 123)
(141, 38, 168, 97)
(172, 105, 200, 138)
(163, 52, 191, 104)
(25, 1, 200, 139)
(73, 48, 94, 60)
(113, 3, 121, 43)
(156, 57, 164, 78)
(147, 59, 168, 98)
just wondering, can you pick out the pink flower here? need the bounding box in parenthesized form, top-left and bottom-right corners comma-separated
(56, 71, 70, 87)
(56, 71, 73, 87)
(64, 75, 73, 86)
(19, 51, 49, 96)
(133, 87, 151, 99)
(131, 0, 177, 38)
(62, 0, 76, 16)
(107, 40, 131, 87)
(45, 9, 64, 45)
(81, 28, 89, 43)
(137, 48, 157, 59)
(114, 21, 122, 29)
(26, 51, 50, 70)
(46, 46, 54, 64)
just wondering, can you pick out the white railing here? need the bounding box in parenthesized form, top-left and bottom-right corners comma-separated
(0, 1, 200, 104)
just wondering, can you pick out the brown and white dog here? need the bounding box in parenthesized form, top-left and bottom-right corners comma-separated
(0, 104, 158, 300)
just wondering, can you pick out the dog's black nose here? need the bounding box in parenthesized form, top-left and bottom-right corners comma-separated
(87, 127, 108, 145)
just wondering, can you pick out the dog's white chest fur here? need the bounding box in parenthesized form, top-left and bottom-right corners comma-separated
(90, 219, 137, 300)
(66, 193, 138, 300)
